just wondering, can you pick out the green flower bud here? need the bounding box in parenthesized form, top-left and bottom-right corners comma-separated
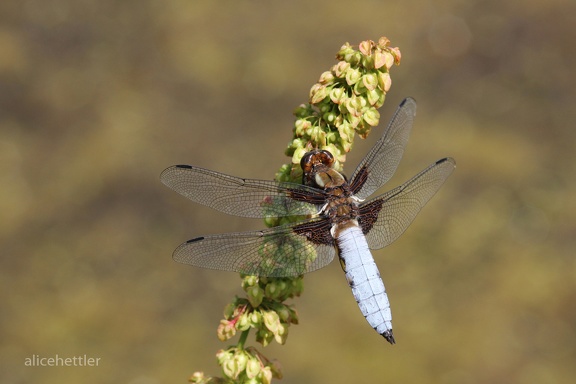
(246, 285, 264, 308)
(356, 123, 372, 139)
(322, 111, 336, 125)
(262, 310, 280, 333)
(310, 125, 327, 144)
(234, 351, 248, 373)
(333, 114, 343, 127)
(340, 138, 353, 153)
(278, 241, 296, 259)
(291, 278, 304, 296)
(337, 100, 349, 115)
(333, 144, 347, 161)
(222, 358, 238, 379)
(216, 349, 232, 364)
(265, 279, 290, 300)
(366, 88, 382, 106)
(310, 83, 329, 104)
(390, 46, 401, 65)
(363, 107, 380, 127)
(353, 80, 368, 96)
(277, 280, 287, 292)
(264, 281, 279, 299)
(361, 54, 375, 69)
(358, 95, 367, 109)
(324, 130, 336, 144)
(373, 50, 387, 69)
(291, 146, 307, 164)
(375, 89, 386, 108)
(294, 118, 312, 137)
(261, 366, 273, 384)
(349, 51, 362, 66)
(284, 145, 295, 158)
(242, 275, 258, 288)
(378, 71, 392, 92)
(383, 51, 396, 70)
(288, 305, 299, 324)
(274, 163, 292, 182)
(217, 320, 236, 341)
(377, 36, 391, 48)
(274, 323, 288, 345)
(332, 61, 350, 78)
(362, 73, 378, 91)
(347, 113, 361, 128)
(188, 371, 205, 383)
(237, 312, 251, 331)
(293, 103, 310, 118)
(318, 70, 335, 85)
(318, 102, 331, 113)
(276, 305, 291, 322)
(344, 96, 360, 116)
(329, 87, 345, 104)
(256, 328, 274, 347)
(264, 215, 279, 227)
(246, 358, 261, 379)
(258, 240, 278, 262)
(337, 120, 354, 141)
(336, 42, 355, 62)
(345, 67, 362, 86)
(287, 138, 306, 154)
(358, 39, 374, 56)
(250, 310, 261, 326)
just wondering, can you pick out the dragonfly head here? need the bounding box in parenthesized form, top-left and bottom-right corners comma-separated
(300, 149, 336, 187)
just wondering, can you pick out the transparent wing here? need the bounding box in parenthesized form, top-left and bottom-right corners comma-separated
(359, 157, 456, 250)
(160, 165, 324, 218)
(349, 97, 417, 200)
(172, 218, 337, 277)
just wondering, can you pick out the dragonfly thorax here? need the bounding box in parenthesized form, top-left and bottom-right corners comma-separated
(301, 149, 360, 228)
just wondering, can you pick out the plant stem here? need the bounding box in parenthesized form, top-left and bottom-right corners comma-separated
(237, 329, 250, 350)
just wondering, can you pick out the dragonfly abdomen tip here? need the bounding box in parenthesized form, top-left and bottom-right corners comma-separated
(382, 330, 396, 345)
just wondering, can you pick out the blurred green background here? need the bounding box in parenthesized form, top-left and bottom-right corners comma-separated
(1, 0, 575, 383)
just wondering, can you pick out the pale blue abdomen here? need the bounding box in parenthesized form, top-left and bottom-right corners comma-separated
(336, 224, 395, 343)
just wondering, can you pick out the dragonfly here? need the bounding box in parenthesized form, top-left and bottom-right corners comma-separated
(161, 97, 455, 344)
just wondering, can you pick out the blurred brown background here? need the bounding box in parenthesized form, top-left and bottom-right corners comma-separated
(1, 0, 575, 383)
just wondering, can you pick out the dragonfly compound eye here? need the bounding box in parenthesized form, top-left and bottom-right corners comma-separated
(300, 149, 335, 172)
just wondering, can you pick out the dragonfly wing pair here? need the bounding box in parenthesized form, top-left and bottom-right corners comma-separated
(161, 98, 454, 277)
(161, 97, 455, 342)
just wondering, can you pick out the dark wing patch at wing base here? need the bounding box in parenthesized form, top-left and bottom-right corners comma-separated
(287, 188, 327, 205)
(349, 165, 369, 197)
(292, 218, 335, 246)
(357, 198, 384, 236)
